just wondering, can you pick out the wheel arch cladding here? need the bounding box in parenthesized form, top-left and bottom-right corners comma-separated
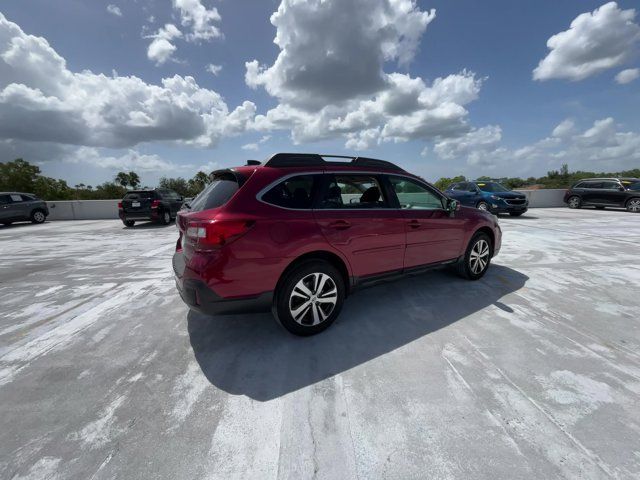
(474, 227, 494, 250)
(277, 251, 351, 297)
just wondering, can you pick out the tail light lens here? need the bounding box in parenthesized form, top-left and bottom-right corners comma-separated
(185, 220, 253, 250)
(117, 202, 123, 209)
(151, 199, 161, 209)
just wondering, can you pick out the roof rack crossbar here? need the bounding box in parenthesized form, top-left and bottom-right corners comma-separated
(263, 153, 403, 171)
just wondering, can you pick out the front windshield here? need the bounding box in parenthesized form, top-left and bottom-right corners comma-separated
(476, 182, 509, 193)
(626, 182, 640, 191)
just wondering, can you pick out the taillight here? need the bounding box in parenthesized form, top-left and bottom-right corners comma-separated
(118, 202, 122, 209)
(185, 220, 253, 250)
(151, 200, 161, 209)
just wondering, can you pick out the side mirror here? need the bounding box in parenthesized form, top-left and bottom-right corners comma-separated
(446, 198, 460, 216)
(619, 186, 625, 191)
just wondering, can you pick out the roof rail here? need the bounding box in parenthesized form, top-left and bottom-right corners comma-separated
(263, 153, 404, 171)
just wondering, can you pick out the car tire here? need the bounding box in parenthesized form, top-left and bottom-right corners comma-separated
(31, 210, 46, 224)
(626, 198, 640, 213)
(567, 196, 581, 209)
(273, 260, 345, 336)
(160, 210, 171, 225)
(509, 212, 524, 217)
(123, 220, 135, 227)
(456, 232, 492, 280)
(476, 201, 489, 211)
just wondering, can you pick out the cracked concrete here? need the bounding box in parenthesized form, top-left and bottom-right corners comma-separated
(1, 208, 639, 479)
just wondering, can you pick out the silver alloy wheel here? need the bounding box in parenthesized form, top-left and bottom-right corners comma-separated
(33, 211, 45, 222)
(477, 202, 488, 211)
(469, 239, 490, 275)
(289, 272, 337, 326)
(568, 196, 580, 209)
(628, 199, 640, 213)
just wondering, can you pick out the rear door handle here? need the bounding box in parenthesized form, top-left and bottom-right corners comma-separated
(408, 219, 421, 229)
(328, 220, 351, 230)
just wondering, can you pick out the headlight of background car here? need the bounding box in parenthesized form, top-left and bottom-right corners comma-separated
(490, 195, 501, 200)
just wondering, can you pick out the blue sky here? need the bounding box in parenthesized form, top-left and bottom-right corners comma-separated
(0, 0, 639, 187)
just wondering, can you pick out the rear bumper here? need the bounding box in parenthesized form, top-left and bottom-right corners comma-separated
(175, 277, 273, 315)
(172, 251, 273, 315)
(119, 210, 160, 222)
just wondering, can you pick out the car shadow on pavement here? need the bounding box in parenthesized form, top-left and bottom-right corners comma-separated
(187, 264, 528, 402)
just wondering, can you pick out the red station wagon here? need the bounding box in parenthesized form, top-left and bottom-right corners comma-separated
(174, 153, 502, 335)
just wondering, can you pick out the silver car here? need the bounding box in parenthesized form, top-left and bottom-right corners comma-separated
(0, 192, 49, 226)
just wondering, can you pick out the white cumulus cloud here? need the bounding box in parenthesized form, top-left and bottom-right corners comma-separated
(146, 24, 182, 65)
(173, 0, 222, 42)
(206, 64, 222, 76)
(534, 2, 640, 82)
(0, 13, 255, 156)
(615, 67, 640, 84)
(106, 4, 122, 17)
(245, 0, 482, 149)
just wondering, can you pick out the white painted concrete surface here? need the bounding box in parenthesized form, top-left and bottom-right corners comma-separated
(1, 209, 639, 479)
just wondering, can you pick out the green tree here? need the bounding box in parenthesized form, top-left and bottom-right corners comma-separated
(0, 159, 40, 192)
(187, 171, 209, 196)
(434, 175, 466, 192)
(127, 172, 141, 189)
(159, 177, 190, 196)
(114, 171, 141, 189)
(115, 171, 130, 188)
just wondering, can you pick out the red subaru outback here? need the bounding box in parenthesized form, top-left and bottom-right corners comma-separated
(174, 153, 501, 335)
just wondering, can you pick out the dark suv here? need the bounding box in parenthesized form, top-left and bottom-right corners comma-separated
(0, 192, 49, 226)
(118, 189, 184, 227)
(173, 153, 502, 335)
(445, 181, 528, 216)
(564, 178, 640, 212)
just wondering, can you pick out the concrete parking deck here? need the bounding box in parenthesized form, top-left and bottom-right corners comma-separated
(1, 209, 639, 479)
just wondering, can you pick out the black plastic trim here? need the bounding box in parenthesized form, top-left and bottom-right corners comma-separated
(176, 278, 273, 315)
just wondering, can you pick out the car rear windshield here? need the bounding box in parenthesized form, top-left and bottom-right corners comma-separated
(187, 170, 246, 212)
(476, 182, 509, 193)
(124, 191, 155, 200)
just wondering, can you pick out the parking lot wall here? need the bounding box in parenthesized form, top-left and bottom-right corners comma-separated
(514, 189, 567, 208)
(45, 190, 567, 220)
(46, 200, 120, 220)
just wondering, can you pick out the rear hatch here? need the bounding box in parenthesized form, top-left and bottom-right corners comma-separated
(174, 169, 250, 277)
(122, 191, 156, 215)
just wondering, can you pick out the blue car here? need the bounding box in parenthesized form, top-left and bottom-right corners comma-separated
(445, 181, 528, 216)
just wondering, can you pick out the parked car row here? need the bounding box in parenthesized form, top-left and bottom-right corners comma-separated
(564, 177, 640, 212)
(0, 192, 49, 225)
(118, 188, 186, 227)
(444, 181, 528, 216)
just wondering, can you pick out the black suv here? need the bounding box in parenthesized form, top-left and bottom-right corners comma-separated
(564, 178, 640, 212)
(0, 192, 49, 225)
(118, 189, 184, 227)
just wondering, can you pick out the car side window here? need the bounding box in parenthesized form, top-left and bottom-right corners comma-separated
(262, 175, 318, 209)
(318, 175, 388, 209)
(449, 183, 462, 191)
(464, 183, 477, 192)
(20, 195, 34, 201)
(601, 181, 620, 189)
(9, 194, 23, 202)
(389, 177, 444, 210)
(0, 195, 12, 205)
